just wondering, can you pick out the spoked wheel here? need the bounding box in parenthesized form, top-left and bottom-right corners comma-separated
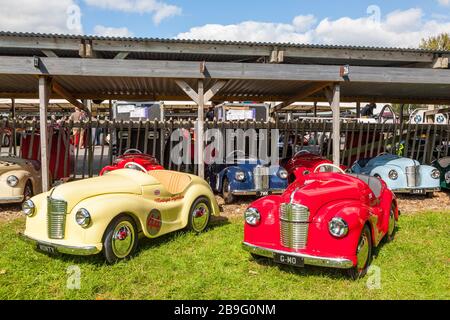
(348, 225, 373, 280)
(23, 181, 33, 202)
(103, 215, 138, 264)
(187, 197, 211, 233)
(222, 178, 235, 204)
(385, 203, 397, 243)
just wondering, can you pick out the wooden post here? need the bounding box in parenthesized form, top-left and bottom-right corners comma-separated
(330, 85, 341, 166)
(11, 98, 15, 118)
(356, 102, 361, 118)
(197, 80, 205, 178)
(108, 99, 113, 119)
(39, 77, 50, 192)
(313, 102, 317, 118)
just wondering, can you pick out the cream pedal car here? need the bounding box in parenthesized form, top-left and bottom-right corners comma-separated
(0, 154, 41, 204)
(21, 164, 220, 263)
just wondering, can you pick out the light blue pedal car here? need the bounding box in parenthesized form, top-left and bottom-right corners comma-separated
(351, 154, 441, 196)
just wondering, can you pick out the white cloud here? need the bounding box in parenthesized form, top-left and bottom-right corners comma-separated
(438, 0, 449, 6)
(177, 9, 450, 48)
(94, 25, 134, 37)
(0, 0, 82, 34)
(84, 0, 182, 25)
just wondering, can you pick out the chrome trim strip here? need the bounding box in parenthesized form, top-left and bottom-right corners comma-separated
(231, 189, 285, 195)
(19, 233, 101, 256)
(242, 242, 354, 269)
(0, 196, 24, 202)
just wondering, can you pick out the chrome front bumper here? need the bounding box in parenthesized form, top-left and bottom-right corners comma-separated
(393, 187, 440, 194)
(19, 233, 101, 256)
(243, 242, 354, 269)
(0, 196, 24, 203)
(232, 189, 285, 196)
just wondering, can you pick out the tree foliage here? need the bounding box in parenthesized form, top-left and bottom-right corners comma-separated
(420, 33, 450, 51)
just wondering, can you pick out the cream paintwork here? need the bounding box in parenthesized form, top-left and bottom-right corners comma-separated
(0, 157, 42, 203)
(24, 169, 220, 254)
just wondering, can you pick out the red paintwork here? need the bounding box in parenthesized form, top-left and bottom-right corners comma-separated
(283, 152, 347, 182)
(244, 171, 398, 267)
(99, 153, 164, 176)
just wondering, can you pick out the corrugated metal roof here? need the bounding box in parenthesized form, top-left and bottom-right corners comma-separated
(1, 31, 448, 54)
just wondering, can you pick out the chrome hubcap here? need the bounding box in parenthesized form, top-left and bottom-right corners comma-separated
(192, 203, 209, 232)
(112, 221, 135, 258)
(356, 233, 370, 271)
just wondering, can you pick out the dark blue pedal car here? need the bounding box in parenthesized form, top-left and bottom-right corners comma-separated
(206, 151, 288, 204)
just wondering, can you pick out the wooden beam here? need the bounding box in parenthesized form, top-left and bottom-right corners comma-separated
(274, 82, 332, 111)
(51, 81, 88, 113)
(41, 50, 58, 58)
(2, 57, 450, 84)
(330, 84, 341, 166)
(197, 80, 205, 179)
(175, 80, 199, 104)
(114, 52, 130, 60)
(38, 77, 50, 191)
(204, 80, 228, 103)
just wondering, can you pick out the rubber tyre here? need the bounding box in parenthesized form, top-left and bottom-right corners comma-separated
(384, 203, 397, 243)
(222, 178, 235, 204)
(103, 215, 138, 264)
(347, 225, 373, 280)
(187, 197, 212, 233)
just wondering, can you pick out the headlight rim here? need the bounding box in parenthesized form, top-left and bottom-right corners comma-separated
(388, 170, 398, 180)
(22, 199, 36, 217)
(328, 217, 349, 238)
(278, 168, 288, 180)
(431, 169, 440, 180)
(244, 207, 261, 226)
(75, 208, 91, 228)
(6, 175, 19, 187)
(235, 170, 246, 182)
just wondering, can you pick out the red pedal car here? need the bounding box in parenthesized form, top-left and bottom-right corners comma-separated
(282, 150, 347, 183)
(100, 149, 164, 176)
(243, 163, 398, 279)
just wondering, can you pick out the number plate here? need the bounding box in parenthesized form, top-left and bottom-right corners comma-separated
(411, 189, 425, 195)
(37, 244, 56, 254)
(257, 191, 270, 197)
(274, 253, 304, 267)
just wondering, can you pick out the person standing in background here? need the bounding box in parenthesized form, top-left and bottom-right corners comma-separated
(69, 107, 85, 148)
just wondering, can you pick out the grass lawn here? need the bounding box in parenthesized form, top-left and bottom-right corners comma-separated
(0, 211, 449, 300)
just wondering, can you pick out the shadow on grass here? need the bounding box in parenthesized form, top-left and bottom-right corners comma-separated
(249, 223, 403, 281)
(35, 215, 231, 267)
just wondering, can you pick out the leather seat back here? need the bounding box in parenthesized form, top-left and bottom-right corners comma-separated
(148, 171, 192, 195)
(349, 174, 383, 198)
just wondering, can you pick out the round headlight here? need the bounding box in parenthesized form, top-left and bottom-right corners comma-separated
(245, 208, 261, 226)
(388, 170, 398, 180)
(22, 199, 36, 217)
(76, 208, 91, 228)
(278, 169, 288, 180)
(328, 217, 349, 238)
(235, 171, 245, 181)
(7, 175, 19, 187)
(431, 169, 440, 180)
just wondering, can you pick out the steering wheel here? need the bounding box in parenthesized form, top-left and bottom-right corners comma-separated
(294, 150, 310, 156)
(378, 105, 397, 124)
(123, 149, 143, 155)
(314, 163, 346, 174)
(377, 152, 388, 157)
(124, 162, 148, 173)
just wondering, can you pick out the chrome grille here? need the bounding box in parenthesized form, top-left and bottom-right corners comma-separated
(47, 198, 67, 239)
(254, 166, 269, 190)
(405, 165, 420, 187)
(280, 203, 310, 249)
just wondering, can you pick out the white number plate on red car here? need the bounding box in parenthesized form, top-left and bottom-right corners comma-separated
(274, 253, 304, 267)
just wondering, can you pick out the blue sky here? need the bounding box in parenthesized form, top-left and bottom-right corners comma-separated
(77, 0, 449, 38)
(0, 0, 449, 47)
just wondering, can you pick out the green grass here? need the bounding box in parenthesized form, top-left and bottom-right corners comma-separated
(0, 212, 449, 300)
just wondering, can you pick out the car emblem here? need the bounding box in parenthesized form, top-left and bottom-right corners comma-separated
(154, 189, 161, 196)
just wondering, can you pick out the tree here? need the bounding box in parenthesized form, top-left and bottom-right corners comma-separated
(419, 33, 450, 51)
